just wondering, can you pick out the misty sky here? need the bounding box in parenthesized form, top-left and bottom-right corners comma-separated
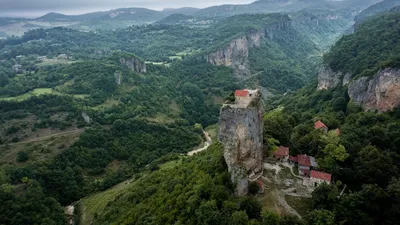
(0, 0, 255, 18)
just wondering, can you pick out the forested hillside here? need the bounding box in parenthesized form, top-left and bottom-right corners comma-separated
(324, 9, 400, 79)
(261, 8, 400, 224)
(355, 0, 400, 24)
(0, 2, 390, 225)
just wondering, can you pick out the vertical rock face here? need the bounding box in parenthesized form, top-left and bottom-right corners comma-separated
(120, 56, 147, 73)
(207, 36, 251, 77)
(317, 66, 350, 90)
(218, 89, 263, 196)
(348, 68, 400, 112)
(114, 71, 122, 85)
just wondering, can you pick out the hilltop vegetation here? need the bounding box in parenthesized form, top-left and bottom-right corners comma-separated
(262, 8, 400, 224)
(355, 0, 400, 23)
(324, 10, 400, 79)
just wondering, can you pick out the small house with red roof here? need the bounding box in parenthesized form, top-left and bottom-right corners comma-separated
(310, 170, 332, 186)
(297, 154, 311, 176)
(234, 89, 259, 106)
(273, 146, 290, 162)
(235, 90, 249, 97)
(314, 120, 328, 134)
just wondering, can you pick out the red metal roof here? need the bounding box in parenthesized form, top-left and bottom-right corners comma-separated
(314, 120, 328, 129)
(273, 146, 289, 157)
(311, 170, 332, 182)
(289, 156, 297, 162)
(235, 90, 249, 97)
(297, 154, 311, 167)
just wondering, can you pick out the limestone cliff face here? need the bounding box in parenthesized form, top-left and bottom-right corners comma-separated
(207, 22, 289, 77)
(218, 90, 263, 196)
(348, 68, 400, 112)
(120, 56, 147, 73)
(317, 66, 351, 90)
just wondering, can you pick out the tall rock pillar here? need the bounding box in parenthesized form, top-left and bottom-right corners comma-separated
(218, 89, 264, 196)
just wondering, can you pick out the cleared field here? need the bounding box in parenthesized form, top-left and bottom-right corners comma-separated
(0, 129, 83, 167)
(147, 113, 176, 124)
(0, 88, 53, 101)
(91, 99, 120, 110)
(0, 88, 89, 102)
(36, 58, 79, 67)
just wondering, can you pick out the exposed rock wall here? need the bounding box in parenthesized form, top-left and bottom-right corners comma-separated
(207, 21, 289, 77)
(114, 71, 122, 85)
(317, 66, 351, 90)
(120, 56, 147, 73)
(207, 36, 251, 77)
(348, 68, 400, 112)
(218, 90, 263, 196)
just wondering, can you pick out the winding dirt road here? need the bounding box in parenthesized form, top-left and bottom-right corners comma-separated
(187, 132, 212, 156)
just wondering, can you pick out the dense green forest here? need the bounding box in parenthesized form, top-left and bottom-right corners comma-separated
(355, 0, 400, 23)
(93, 143, 306, 225)
(261, 8, 400, 224)
(324, 9, 400, 79)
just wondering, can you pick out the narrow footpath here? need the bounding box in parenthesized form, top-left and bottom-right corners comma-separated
(187, 132, 212, 156)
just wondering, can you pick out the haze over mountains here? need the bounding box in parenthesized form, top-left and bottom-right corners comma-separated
(0, 0, 383, 37)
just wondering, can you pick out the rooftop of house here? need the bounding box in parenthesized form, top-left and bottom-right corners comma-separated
(297, 154, 311, 167)
(311, 170, 332, 182)
(314, 120, 328, 129)
(273, 146, 289, 157)
(235, 89, 249, 97)
(224, 89, 260, 108)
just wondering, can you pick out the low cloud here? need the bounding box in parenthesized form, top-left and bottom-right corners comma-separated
(0, 0, 255, 17)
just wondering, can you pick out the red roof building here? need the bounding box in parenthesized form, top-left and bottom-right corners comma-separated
(289, 155, 297, 162)
(297, 154, 311, 167)
(314, 120, 328, 130)
(235, 90, 249, 97)
(310, 170, 332, 182)
(273, 146, 289, 159)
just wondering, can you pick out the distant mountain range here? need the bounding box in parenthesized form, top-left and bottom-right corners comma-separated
(0, 0, 384, 37)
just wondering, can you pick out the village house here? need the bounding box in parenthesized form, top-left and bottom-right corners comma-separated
(235, 89, 259, 105)
(314, 120, 328, 134)
(296, 154, 311, 176)
(273, 146, 289, 162)
(310, 170, 332, 187)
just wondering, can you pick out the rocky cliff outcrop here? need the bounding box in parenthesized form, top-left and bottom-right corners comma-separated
(120, 55, 147, 73)
(317, 66, 351, 90)
(218, 89, 263, 196)
(207, 36, 251, 77)
(207, 22, 289, 77)
(114, 71, 122, 85)
(348, 68, 400, 112)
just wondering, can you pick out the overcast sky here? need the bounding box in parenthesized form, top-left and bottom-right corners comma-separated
(0, 0, 255, 18)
